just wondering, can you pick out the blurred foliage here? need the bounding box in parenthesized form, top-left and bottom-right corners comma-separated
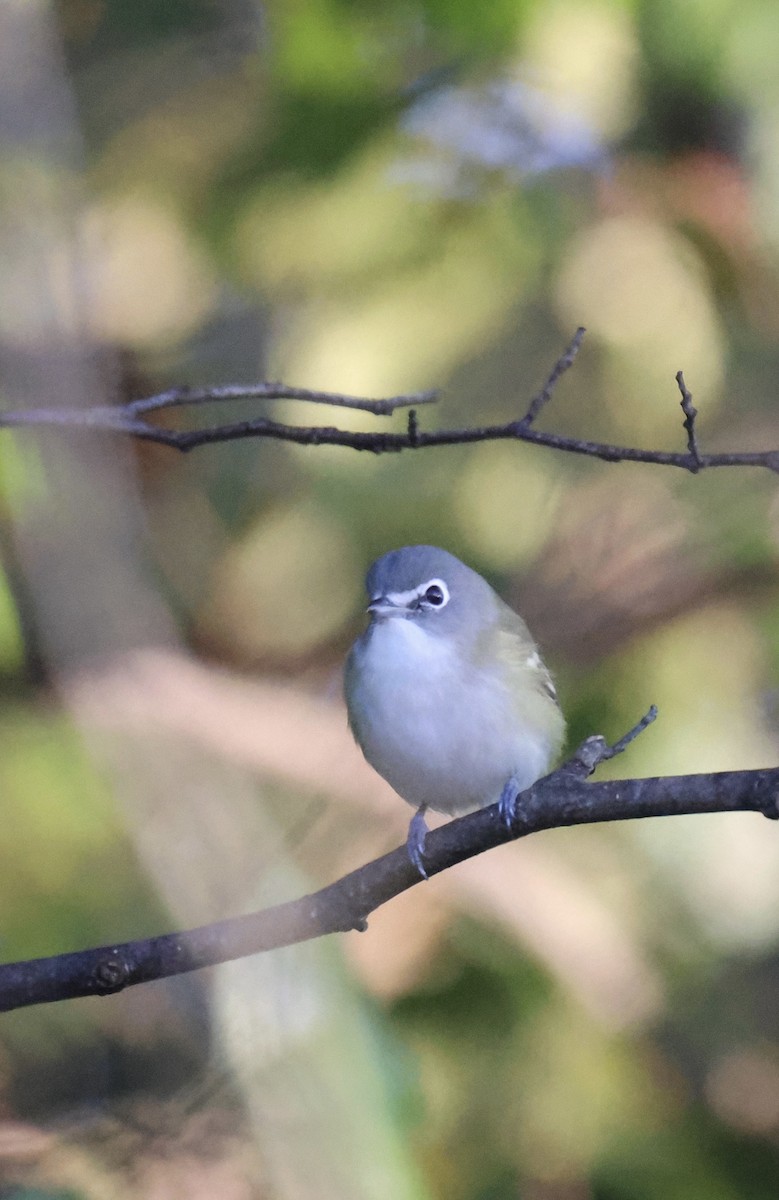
(1, 0, 779, 1196)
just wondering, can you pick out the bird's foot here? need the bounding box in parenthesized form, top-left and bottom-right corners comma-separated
(498, 776, 521, 831)
(407, 805, 430, 879)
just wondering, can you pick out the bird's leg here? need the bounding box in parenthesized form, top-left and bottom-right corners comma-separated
(407, 804, 430, 879)
(498, 775, 522, 831)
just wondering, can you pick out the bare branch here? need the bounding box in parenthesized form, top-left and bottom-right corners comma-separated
(127, 382, 439, 417)
(676, 370, 702, 472)
(1, 333, 778, 472)
(535, 706, 657, 788)
(601, 704, 659, 761)
(520, 326, 586, 426)
(0, 719, 777, 1014)
(144, 413, 779, 474)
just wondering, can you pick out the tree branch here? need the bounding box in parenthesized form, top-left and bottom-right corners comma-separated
(125, 381, 439, 417)
(520, 326, 587, 426)
(2, 331, 778, 472)
(1, 709, 776, 1014)
(676, 369, 702, 472)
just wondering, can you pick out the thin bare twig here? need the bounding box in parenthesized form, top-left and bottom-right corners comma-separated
(127, 382, 439, 417)
(531, 707, 658, 790)
(520, 326, 586, 426)
(676, 371, 702, 472)
(601, 704, 659, 760)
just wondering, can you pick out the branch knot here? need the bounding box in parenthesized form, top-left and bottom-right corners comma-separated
(92, 955, 130, 994)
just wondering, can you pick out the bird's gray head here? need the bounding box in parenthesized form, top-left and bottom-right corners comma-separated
(364, 545, 498, 637)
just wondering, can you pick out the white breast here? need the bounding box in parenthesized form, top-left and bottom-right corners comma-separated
(347, 619, 553, 815)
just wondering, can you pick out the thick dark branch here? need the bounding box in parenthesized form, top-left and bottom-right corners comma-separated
(0, 748, 776, 1013)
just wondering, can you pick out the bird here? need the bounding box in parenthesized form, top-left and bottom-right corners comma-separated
(345, 545, 565, 876)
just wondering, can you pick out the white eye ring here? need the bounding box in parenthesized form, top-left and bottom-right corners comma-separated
(418, 578, 449, 609)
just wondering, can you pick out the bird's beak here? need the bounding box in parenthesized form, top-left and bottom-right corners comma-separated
(367, 595, 407, 618)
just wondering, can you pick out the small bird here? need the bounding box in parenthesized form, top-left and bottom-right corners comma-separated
(345, 545, 565, 875)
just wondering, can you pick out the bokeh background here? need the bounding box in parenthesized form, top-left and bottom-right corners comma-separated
(1, 0, 779, 1196)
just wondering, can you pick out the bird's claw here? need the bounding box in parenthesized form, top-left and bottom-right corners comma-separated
(498, 777, 520, 831)
(407, 805, 430, 879)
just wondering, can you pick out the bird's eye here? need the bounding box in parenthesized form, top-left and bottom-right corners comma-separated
(424, 584, 445, 606)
